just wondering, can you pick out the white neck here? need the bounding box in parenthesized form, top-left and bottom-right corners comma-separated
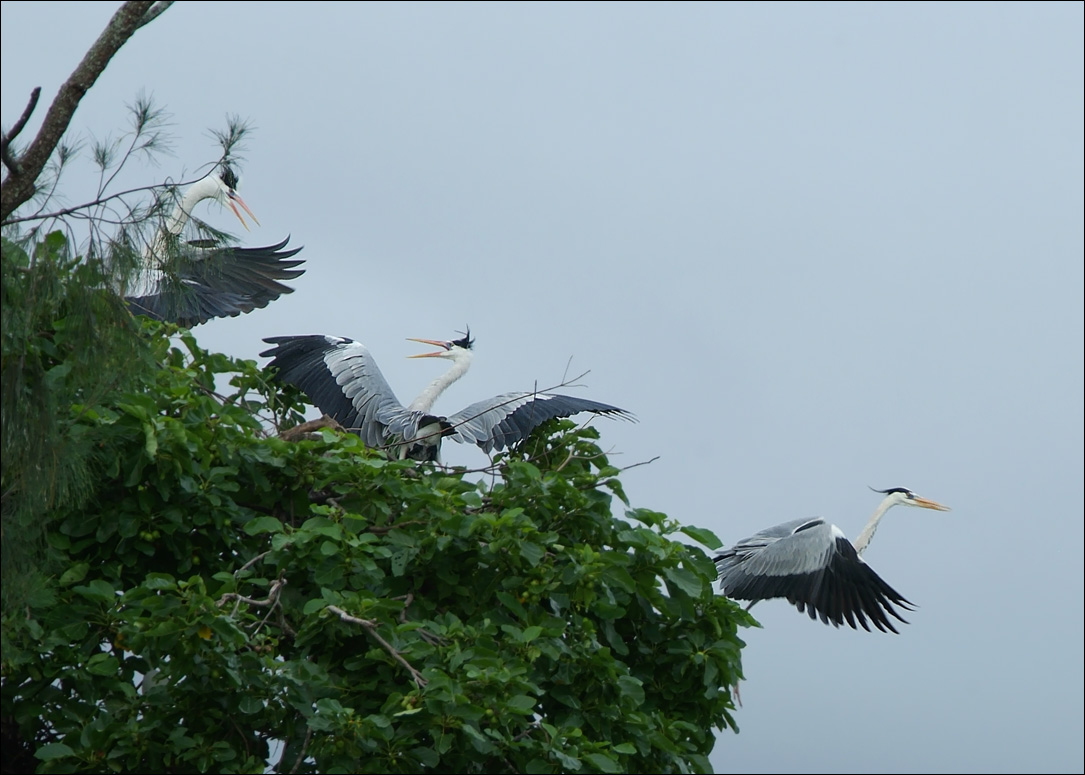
(407, 350, 473, 413)
(853, 494, 900, 556)
(164, 174, 222, 236)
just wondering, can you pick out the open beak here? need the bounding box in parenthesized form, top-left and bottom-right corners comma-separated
(914, 496, 951, 512)
(406, 338, 451, 358)
(226, 190, 260, 231)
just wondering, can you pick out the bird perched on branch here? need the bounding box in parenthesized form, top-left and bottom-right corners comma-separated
(261, 329, 635, 462)
(121, 164, 305, 327)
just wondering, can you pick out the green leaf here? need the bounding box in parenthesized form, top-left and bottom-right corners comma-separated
(244, 516, 284, 535)
(390, 549, 410, 577)
(86, 653, 120, 676)
(411, 747, 439, 767)
(679, 524, 723, 550)
(506, 694, 536, 714)
(35, 743, 76, 761)
(58, 562, 90, 586)
(73, 579, 116, 604)
(238, 696, 264, 714)
(519, 541, 545, 566)
(142, 420, 158, 457)
(460, 491, 483, 508)
(662, 566, 702, 598)
(496, 590, 528, 619)
(144, 573, 177, 590)
(583, 752, 622, 773)
(616, 675, 645, 706)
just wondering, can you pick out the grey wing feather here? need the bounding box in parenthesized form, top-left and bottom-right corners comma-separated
(260, 335, 418, 449)
(445, 392, 635, 453)
(126, 237, 305, 327)
(714, 518, 915, 633)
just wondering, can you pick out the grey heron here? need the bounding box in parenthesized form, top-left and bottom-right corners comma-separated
(260, 330, 635, 462)
(122, 164, 305, 327)
(714, 487, 951, 633)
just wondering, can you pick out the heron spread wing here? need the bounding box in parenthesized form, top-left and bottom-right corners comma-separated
(714, 518, 914, 633)
(126, 237, 305, 328)
(262, 332, 634, 462)
(260, 334, 426, 451)
(446, 392, 636, 453)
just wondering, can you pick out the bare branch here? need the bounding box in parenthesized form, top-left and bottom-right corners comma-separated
(1, 1, 169, 222)
(0, 145, 20, 178)
(3, 169, 204, 227)
(1, 87, 42, 175)
(236, 550, 272, 574)
(326, 605, 428, 688)
(618, 455, 660, 474)
(288, 726, 313, 775)
(2, 87, 41, 147)
(136, 1, 174, 29)
(280, 414, 346, 442)
(217, 579, 286, 609)
(366, 520, 429, 535)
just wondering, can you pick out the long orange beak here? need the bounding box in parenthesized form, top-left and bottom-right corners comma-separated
(913, 496, 951, 512)
(406, 338, 451, 358)
(226, 191, 260, 231)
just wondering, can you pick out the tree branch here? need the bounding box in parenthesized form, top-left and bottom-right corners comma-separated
(217, 578, 286, 609)
(280, 414, 346, 442)
(288, 726, 313, 775)
(1, 1, 168, 222)
(0, 87, 41, 175)
(326, 605, 428, 688)
(136, 1, 174, 29)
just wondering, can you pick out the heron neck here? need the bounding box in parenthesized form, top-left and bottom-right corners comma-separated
(853, 496, 897, 556)
(164, 175, 220, 236)
(407, 354, 472, 413)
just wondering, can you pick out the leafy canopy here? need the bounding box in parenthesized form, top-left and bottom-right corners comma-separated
(1, 232, 749, 775)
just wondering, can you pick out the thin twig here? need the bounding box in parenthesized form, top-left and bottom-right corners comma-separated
(236, 550, 272, 574)
(397, 593, 415, 623)
(217, 578, 285, 609)
(2, 86, 41, 147)
(366, 520, 429, 535)
(618, 455, 660, 473)
(288, 726, 313, 775)
(280, 414, 346, 442)
(326, 605, 428, 688)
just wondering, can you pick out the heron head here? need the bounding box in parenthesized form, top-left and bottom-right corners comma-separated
(213, 164, 259, 231)
(406, 333, 474, 363)
(871, 486, 951, 512)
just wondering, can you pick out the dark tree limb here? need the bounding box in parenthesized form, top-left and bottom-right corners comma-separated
(0, 1, 170, 223)
(280, 415, 347, 442)
(0, 87, 41, 175)
(136, 1, 174, 29)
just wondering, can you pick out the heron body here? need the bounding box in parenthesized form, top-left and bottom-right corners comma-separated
(260, 331, 635, 462)
(714, 487, 951, 633)
(122, 165, 305, 328)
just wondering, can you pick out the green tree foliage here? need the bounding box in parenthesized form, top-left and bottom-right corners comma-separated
(0, 231, 149, 613)
(1, 233, 749, 774)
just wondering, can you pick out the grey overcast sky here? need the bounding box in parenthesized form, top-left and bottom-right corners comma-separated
(3, 2, 1082, 773)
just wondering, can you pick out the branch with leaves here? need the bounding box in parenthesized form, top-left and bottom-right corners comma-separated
(1, 1, 174, 222)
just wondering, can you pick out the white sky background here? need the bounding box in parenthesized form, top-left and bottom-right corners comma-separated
(3, 2, 1083, 773)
